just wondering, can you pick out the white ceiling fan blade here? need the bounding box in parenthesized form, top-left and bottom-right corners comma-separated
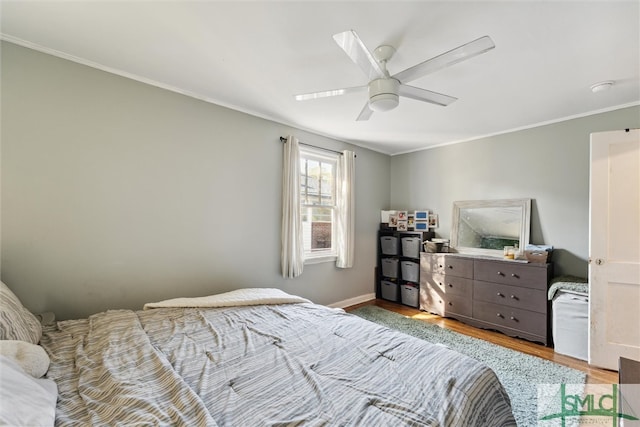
(294, 86, 365, 101)
(393, 36, 495, 84)
(356, 102, 374, 121)
(398, 85, 457, 107)
(333, 30, 385, 81)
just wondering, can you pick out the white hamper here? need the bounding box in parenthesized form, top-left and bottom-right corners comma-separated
(552, 291, 589, 361)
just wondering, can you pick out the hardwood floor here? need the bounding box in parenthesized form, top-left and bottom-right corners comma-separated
(345, 299, 618, 385)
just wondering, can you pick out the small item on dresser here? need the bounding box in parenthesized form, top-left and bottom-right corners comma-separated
(525, 244, 553, 263)
(503, 246, 515, 259)
(513, 243, 522, 260)
(424, 239, 449, 253)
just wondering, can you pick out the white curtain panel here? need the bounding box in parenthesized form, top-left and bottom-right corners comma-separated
(281, 136, 304, 278)
(336, 150, 356, 268)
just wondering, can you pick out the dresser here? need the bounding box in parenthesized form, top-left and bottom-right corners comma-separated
(420, 253, 553, 345)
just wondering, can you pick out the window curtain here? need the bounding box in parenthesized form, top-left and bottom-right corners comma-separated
(336, 150, 355, 268)
(281, 135, 304, 278)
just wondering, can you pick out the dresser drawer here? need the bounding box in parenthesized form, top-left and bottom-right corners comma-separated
(420, 285, 472, 317)
(420, 288, 473, 317)
(428, 273, 472, 297)
(473, 300, 547, 337)
(420, 283, 443, 315)
(421, 253, 473, 278)
(473, 281, 547, 313)
(444, 294, 473, 318)
(474, 260, 549, 290)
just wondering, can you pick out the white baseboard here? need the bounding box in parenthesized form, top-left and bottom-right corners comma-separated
(328, 293, 376, 309)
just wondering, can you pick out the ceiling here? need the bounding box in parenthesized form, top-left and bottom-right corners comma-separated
(1, 1, 638, 155)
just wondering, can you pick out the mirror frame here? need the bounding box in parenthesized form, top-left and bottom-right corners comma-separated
(450, 198, 531, 257)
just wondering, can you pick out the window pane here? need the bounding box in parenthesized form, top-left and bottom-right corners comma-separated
(320, 162, 334, 205)
(299, 148, 338, 259)
(300, 157, 334, 206)
(301, 206, 333, 251)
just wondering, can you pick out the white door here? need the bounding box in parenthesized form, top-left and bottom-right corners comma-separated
(589, 129, 640, 370)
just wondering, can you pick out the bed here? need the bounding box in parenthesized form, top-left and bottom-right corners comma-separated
(1, 283, 516, 426)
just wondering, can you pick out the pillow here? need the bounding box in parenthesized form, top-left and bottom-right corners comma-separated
(0, 340, 51, 378)
(0, 356, 57, 427)
(0, 281, 42, 344)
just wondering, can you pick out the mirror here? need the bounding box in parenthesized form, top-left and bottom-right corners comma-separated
(450, 198, 531, 257)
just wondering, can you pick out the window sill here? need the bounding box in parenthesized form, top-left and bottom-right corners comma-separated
(304, 255, 337, 265)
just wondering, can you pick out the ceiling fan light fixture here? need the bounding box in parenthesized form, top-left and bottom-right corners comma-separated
(368, 78, 400, 112)
(370, 93, 399, 112)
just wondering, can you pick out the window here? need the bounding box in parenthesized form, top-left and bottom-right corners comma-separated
(299, 147, 338, 262)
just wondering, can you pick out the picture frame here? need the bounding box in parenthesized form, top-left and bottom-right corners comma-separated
(397, 220, 408, 231)
(380, 210, 396, 223)
(389, 214, 398, 228)
(414, 210, 429, 221)
(397, 211, 408, 221)
(428, 214, 439, 228)
(414, 221, 429, 231)
(407, 214, 415, 231)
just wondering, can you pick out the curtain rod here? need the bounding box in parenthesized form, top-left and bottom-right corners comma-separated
(279, 136, 355, 157)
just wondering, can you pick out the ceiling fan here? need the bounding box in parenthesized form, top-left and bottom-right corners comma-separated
(294, 30, 495, 121)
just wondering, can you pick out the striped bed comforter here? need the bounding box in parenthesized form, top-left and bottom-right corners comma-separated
(40, 302, 515, 426)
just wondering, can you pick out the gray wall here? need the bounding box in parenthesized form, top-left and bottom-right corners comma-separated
(3, 40, 637, 320)
(390, 105, 640, 277)
(1, 42, 391, 320)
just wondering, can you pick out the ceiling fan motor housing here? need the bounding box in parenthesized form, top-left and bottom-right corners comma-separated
(368, 78, 400, 112)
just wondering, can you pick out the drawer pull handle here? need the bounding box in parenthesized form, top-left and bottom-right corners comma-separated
(448, 265, 453, 269)
(448, 283, 453, 288)
(511, 273, 519, 278)
(496, 313, 504, 318)
(497, 292, 504, 297)
(497, 271, 504, 276)
(448, 302, 453, 306)
(510, 295, 518, 300)
(510, 316, 518, 321)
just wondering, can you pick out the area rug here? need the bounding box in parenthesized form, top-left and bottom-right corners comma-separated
(350, 305, 586, 427)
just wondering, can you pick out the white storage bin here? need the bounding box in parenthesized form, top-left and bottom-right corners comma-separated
(381, 258, 399, 278)
(380, 236, 398, 255)
(401, 284, 419, 308)
(381, 280, 398, 301)
(401, 237, 421, 258)
(552, 291, 588, 361)
(401, 261, 419, 283)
